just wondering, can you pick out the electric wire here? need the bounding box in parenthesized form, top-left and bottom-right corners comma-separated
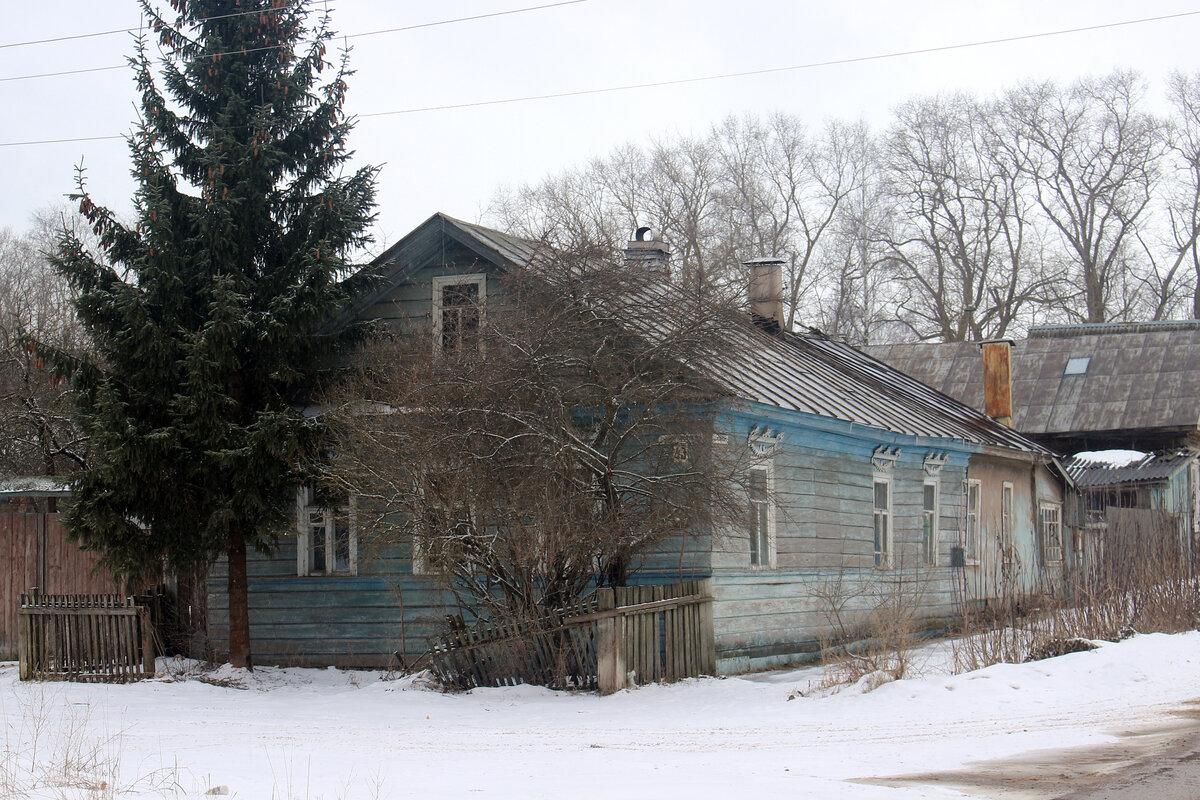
(1, 9, 1197, 148)
(0, 0, 590, 82)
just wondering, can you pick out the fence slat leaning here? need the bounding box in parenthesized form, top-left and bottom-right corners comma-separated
(17, 592, 157, 683)
(429, 579, 715, 693)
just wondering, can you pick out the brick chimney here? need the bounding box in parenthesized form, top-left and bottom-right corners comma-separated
(746, 257, 787, 332)
(624, 227, 671, 276)
(979, 339, 1015, 427)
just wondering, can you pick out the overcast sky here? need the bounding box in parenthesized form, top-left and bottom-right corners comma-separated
(3, 1, 1200, 251)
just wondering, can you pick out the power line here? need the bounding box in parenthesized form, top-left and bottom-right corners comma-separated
(0, 6, 268, 50)
(2, 9, 1197, 149)
(359, 10, 1200, 114)
(0, 1, 589, 82)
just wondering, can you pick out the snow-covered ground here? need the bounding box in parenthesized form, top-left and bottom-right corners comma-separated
(3, 632, 1200, 799)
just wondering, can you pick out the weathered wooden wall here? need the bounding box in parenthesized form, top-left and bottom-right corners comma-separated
(207, 535, 455, 668)
(708, 406, 1065, 674)
(360, 239, 500, 331)
(1, 507, 121, 660)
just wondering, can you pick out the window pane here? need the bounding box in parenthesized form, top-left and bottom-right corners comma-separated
(748, 469, 767, 501)
(333, 514, 351, 572)
(874, 480, 889, 509)
(923, 483, 936, 511)
(442, 282, 479, 308)
(441, 282, 481, 352)
(309, 510, 326, 574)
(1064, 356, 1090, 375)
(749, 507, 761, 566)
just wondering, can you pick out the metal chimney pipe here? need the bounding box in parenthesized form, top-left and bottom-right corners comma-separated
(979, 339, 1015, 427)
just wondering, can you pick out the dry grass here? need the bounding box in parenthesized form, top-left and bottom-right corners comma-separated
(0, 680, 184, 799)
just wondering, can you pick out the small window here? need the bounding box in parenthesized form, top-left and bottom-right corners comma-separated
(964, 479, 981, 563)
(1001, 482, 1014, 565)
(874, 476, 892, 569)
(922, 480, 938, 566)
(1039, 502, 1063, 565)
(297, 490, 357, 576)
(748, 465, 774, 567)
(1064, 356, 1091, 375)
(433, 274, 486, 354)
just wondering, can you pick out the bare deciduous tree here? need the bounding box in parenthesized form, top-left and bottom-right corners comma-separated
(883, 93, 1051, 341)
(1000, 71, 1167, 323)
(1153, 71, 1200, 319)
(713, 115, 868, 330)
(322, 251, 755, 621)
(0, 213, 89, 477)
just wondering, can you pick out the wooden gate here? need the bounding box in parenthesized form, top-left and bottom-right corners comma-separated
(18, 593, 156, 683)
(593, 579, 715, 693)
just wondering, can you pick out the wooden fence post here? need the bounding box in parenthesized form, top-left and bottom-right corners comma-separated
(596, 587, 625, 694)
(698, 578, 716, 675)
(139, 608, 156, 676)
(17, 594, 31, 681)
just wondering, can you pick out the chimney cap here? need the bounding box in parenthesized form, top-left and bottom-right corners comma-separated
(978, 339, 1016, 349)
(743, 257, 787, 267)
(634, 226, 661, 242)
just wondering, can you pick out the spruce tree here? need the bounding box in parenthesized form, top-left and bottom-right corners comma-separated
(50, 0, 377, 668)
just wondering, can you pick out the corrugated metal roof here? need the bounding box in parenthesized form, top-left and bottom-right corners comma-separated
(399, 215, 1046, 453)
(1063, 451, 1196, 488)
(865, 323, 1200, 438)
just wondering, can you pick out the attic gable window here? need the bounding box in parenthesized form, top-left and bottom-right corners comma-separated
(1064, 356, 1091, 376)
(433, 274, 486, 354)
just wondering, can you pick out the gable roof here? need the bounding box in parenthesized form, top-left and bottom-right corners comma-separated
(865, 321, 1200, 444)
(352, 213, 1046, 454)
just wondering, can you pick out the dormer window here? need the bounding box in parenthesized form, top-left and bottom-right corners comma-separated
(433, 274, 486, 354)
(1064, 356, 1090, 375)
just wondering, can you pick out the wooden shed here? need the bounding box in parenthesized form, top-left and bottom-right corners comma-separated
(0, 479, 123, 660)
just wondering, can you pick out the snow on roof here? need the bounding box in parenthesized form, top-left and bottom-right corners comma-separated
(1071, 450, 1148, 468)
(0, 476, 72, 498)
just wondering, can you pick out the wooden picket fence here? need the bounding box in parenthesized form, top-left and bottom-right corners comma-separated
(18, 592, 156, 683)
(429, 579, 715, 693)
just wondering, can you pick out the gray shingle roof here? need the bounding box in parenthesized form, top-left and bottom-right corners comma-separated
(366, 215, 1046, 453)
(865, 321, 1200, 439)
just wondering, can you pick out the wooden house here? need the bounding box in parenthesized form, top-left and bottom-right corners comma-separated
(208, 214, 1073, 673)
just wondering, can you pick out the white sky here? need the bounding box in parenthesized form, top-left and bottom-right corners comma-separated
(3, 1, 1200, 251)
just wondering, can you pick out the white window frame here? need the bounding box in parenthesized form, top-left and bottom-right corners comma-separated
(412, 534, 431, 576)
(296, 488, 358, 577)
(432, 273, 486, 354)
(1001, 482, 1014, 565)
(1039, 501, 1064, 566)
(964, 478, 981, 565)
(873, 474, 893, 569)
(747, 462, 775, 568)
(922, 478, 939, 567)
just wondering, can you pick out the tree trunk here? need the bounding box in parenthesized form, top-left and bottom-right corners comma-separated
(227, 534, 253, 670)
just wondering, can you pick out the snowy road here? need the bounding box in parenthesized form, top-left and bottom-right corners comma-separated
(2, 632, 1199, 799)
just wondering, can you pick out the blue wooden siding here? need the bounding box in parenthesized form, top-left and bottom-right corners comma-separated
(706, 403, 1062, 673)
(208, 537, 454, 668)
